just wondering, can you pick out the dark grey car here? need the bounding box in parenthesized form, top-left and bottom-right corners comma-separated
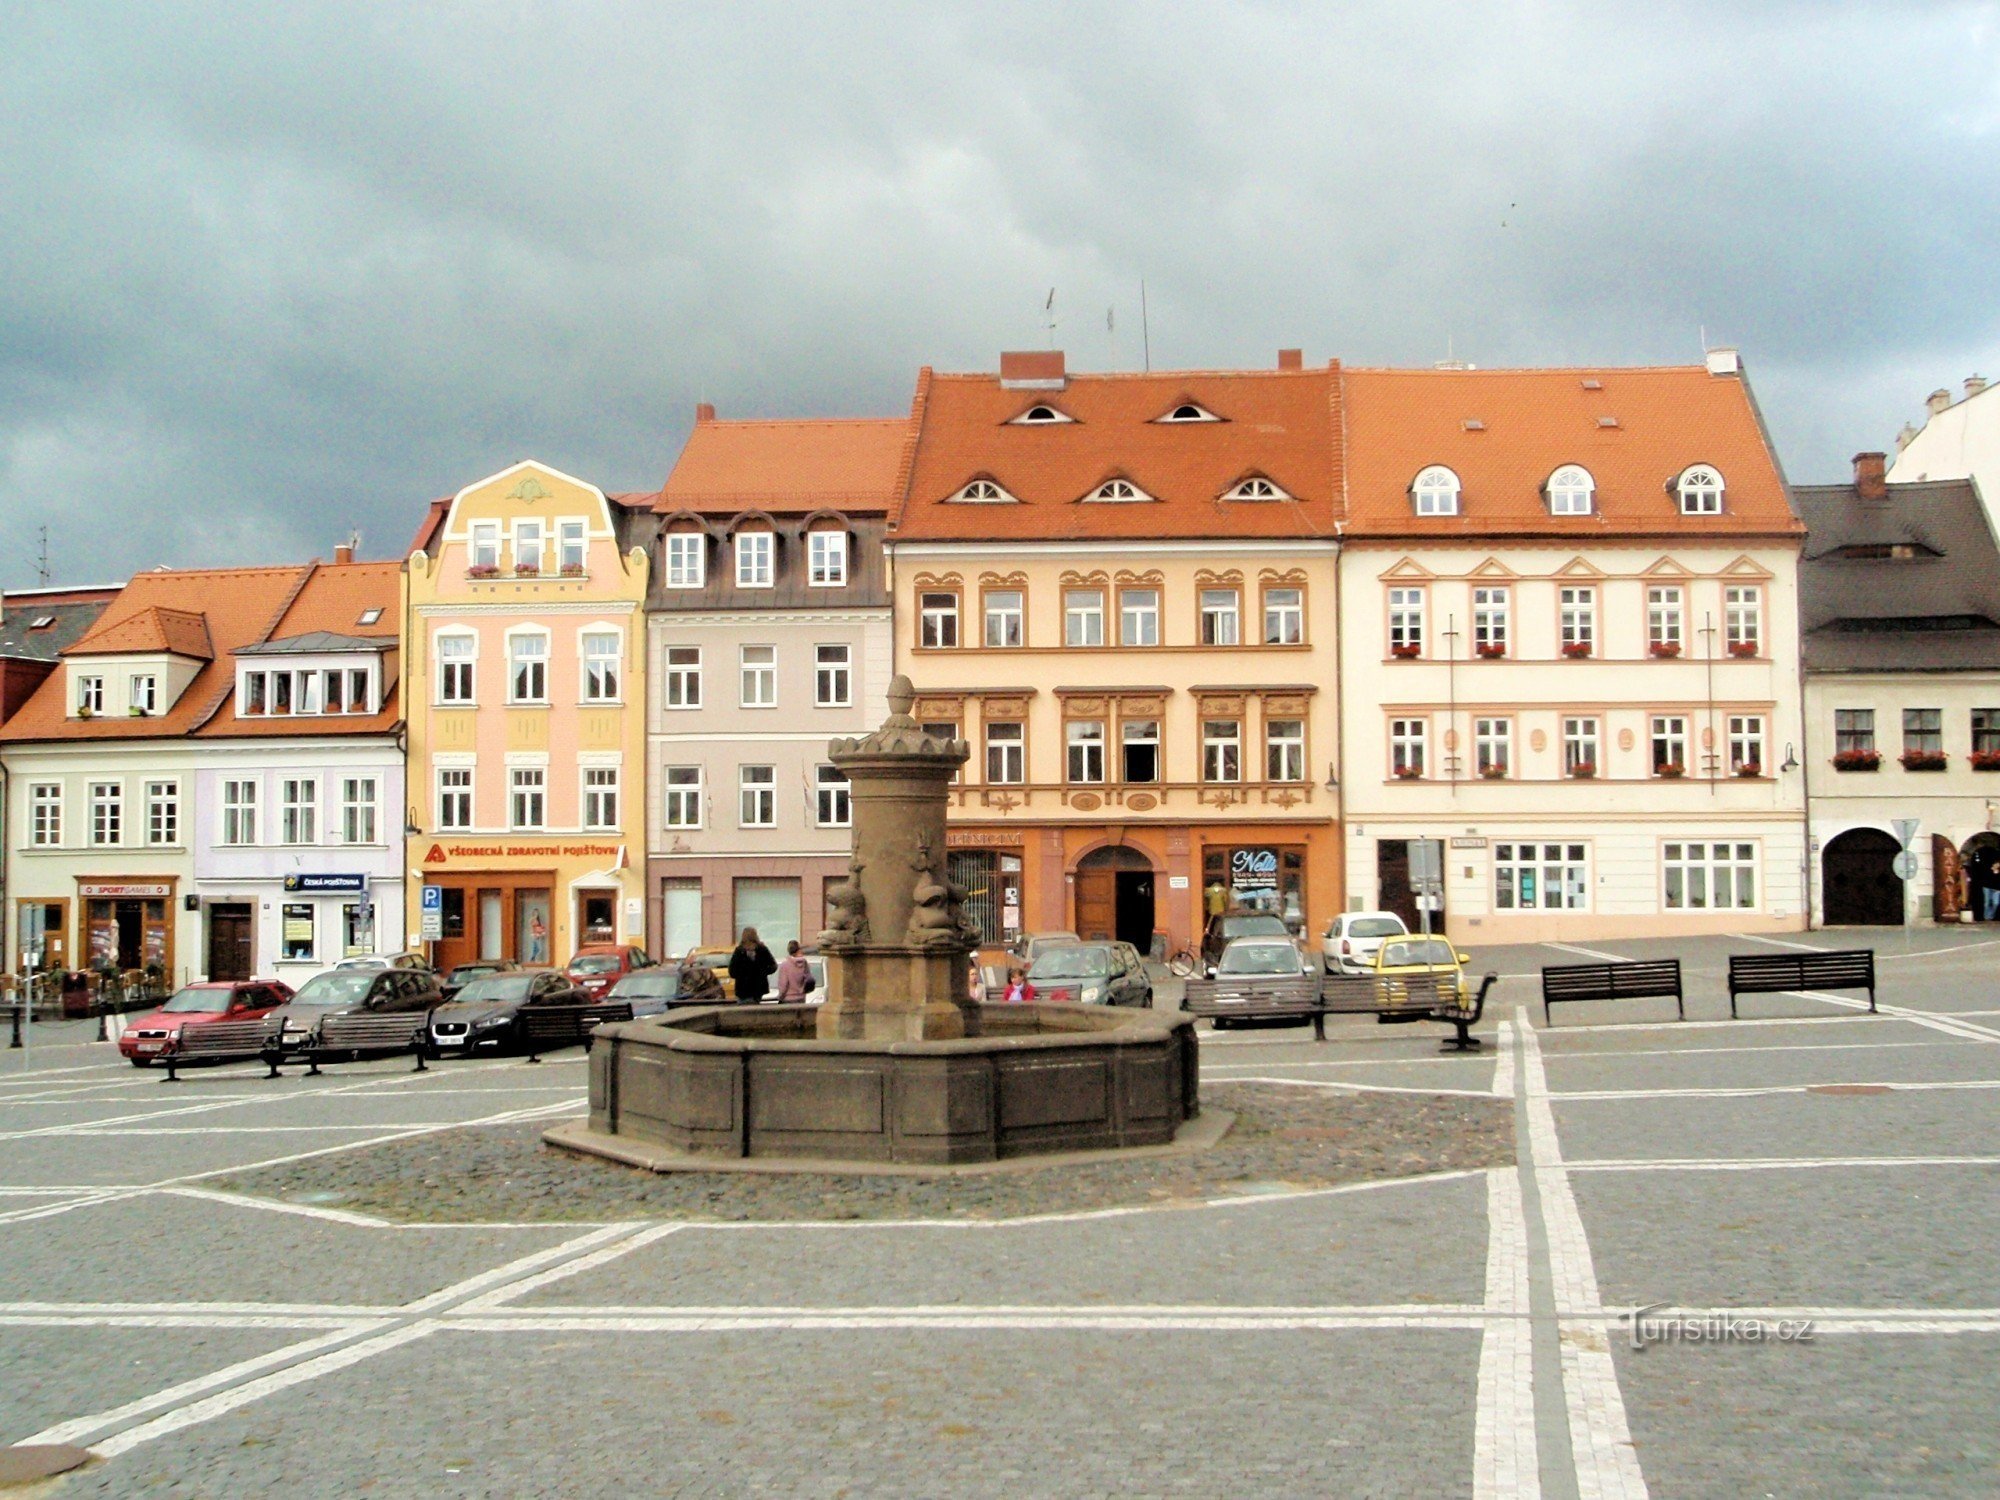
(1025, 941, 1152, 1007)
(428, 970, 586, 1055)
(265, 966, 443, 1051)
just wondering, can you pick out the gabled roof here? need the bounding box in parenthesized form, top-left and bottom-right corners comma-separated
(0, 588, 118, 664)
(891, 365, 1343, 542)
(1340, 365, 1802, 538)
(202, 560, 401, 738)
(655, 415, 910, 516)
(68, 604, 214, 659)
(264, 560, 399, 643)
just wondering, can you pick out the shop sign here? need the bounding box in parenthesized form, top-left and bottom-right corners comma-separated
(78, 881, 172, 899)
(946, 830, 1021, 849)
(1168, 875, 1190, 890)
(1230, 848, 1279, 892)
(1450, 837, 1488, 850)
(283, 873, 369, 895)
(424, 841, 621, 863)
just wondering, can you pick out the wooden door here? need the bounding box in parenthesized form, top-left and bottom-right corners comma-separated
(207, 906, 252, 981)
(1074, 869, 1116, 942)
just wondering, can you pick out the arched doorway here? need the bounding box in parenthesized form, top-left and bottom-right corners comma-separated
(1822, 828, 1903, 925)
(1074, 845, 1156, 952)
(1962, 832, 2000, 922)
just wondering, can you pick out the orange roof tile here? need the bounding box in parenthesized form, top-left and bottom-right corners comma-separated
(890, 365, 1344, 541)
(202, 560, 403, 738)
(655, 415, 912, 515)
(408, 498, 451, 556)
(1340, 365, 1801, 538)
(67, 604, 213, 659)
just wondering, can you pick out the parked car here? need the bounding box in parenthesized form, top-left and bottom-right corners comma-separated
(1026, 941, 1151, 1007)
(440, 959, 518, 1000)
(605, 968, 679, 1016)
(1201, 909, 1292, 965)
(1320, 911, 1410, 976)
(265, 966, 443, 1052)
(682, 945, 737, 999)
(428, 969, 588, 1055)
(118, 980, 294, 1067)
(1010, 931, 1081, 968)
(1371, 936, 1472, 1009)
(566, 944, 656, 1001)
(336, 951, 433, 972)
(1205, 935, 1320, 1029)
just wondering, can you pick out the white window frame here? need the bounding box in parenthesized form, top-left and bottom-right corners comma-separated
(513, 519, 545, 575)
(1728, 714, 1765, 774)
(1199, 588, 1241, 646)
(1563, 716, 1599, 775)
(663, 645, 702, 709)
(815, 764, 851, 827)
(130, 674, 157, 714)
(1388, 587, 1425, 654)
(1495, 842, 1591, 911)
(808, 531, 848, 587)
(143, 780, 177, 846)
(339, 778, 377, 845)
(739, 765, 776, 828)
(580, 629, 621, 704)
(1412, 465, 1461, 516)
(1650, 714, 1688, 775)
(1222, 476, 1287, 501)
(1663, 840, 1758, 910)
(983, 590, 1024, 648)
(1724, 585, 1762, 653)
(1202, 719, 1242, 783)
(468, 521, 501, 571)
(1559, 586, 1595, 651)
(1547, 465, 1595, 515)
(77, 675, 103, 715)
(436, 631, 477, 705)
(509, 766, 547, 831)
(1084, 479, 1152, 503)
(919, 591, 960, 649)
(1266, 718, 1305, 782)
(734, 531, 774, 588)
(1064, 590, 1106, 648)
(582, 765, 619, 830)
(1472, 586, 1509, 654)
(557, 519, 587, 573)
(1119, 588, 1160, 647)
(222, 779, 259, 846)
(1676, 465, 1725, 516)
(1647, 586, 1685, 649)
(1120, 718, 1160, 783)
(662, 766, 704, 829)
(947, 479, 1017, 504)
(1065, 720, 1106, 784)
(29, 783, 61, 847)
(280, 778, 318, 845)
(814, 644, 852, 708)
(663, 533, 706, 589)
(89, 782, 122, 847)
(507, 629, 550, 704)
(436, 765, 473, 831)
(1390, 718, 1427, 777)
(1263, 587, 1304, 646)
(740, 644, 777, 709)
(985, 721, 1025, 784)
(1475, 717, 1511, 775)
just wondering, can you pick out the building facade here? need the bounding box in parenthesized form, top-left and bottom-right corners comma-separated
(1888, 374, 1999, 527)
(403, 461, 650, 973)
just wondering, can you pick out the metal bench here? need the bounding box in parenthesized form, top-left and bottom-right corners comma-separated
(1540, 959, 1685, 1025)
(304, 1011, 432, 1075)
(1727, 950, 1877, 1018)
(1375, 972, 1499, 1051)
(1180, 976, 1326, 1039)
(521, 1002, 635, 1063)
(162, 1019, 282, 1082)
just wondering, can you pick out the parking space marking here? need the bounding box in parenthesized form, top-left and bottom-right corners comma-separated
(1552, 1079, 2000, 1101)
(1564, 1155, 2000, 1173)
(1474, 1165, 1539, 1499)
(1490, 1015, 1516, 1099)
(1209, 1074, 1499, 1098)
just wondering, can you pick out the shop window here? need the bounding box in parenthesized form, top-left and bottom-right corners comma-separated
(515, 890, 553, 966)
(661, 879, 702, 957)
(948, 849, 1022, 946)
(1663, 841, 1756, 910)
(1203, 845, 1305, 932)
(342, 901, 374, 958)
(1495, 843, 1589, 910)
(282, 903, 316, 962)
(734, 877, 801, 953)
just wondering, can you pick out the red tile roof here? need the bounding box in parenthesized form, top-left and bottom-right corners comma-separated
(203, 560, 401, 737)
(655, 414, 912, 516)
(1340, 365, 1801, 538)
(67, 604, 213, 659)
(890, 365, 1345, 541)
(408, 498, 451, 556)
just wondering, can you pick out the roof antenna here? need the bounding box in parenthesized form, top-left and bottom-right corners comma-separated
(1043, 287, 1059, 348)
(1699, 323, 1708, 353)
(1140, 279, 1151, 373)
(36, 525, 50, 586)
(1106, 305, 1116, 370)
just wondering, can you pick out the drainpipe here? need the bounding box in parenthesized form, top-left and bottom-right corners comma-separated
(1330, 527, 1345, 914)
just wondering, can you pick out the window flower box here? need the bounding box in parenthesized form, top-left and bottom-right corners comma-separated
(1654, 762, 1686, 778)
(513, 563, 541, 578)
(1971, 750, 2000, 771)
(1727, 640, 1758, 658)
(1393, 765, 1424, 780)
(1833, 749, 1881, 771)
(1648, 641, 1682, 659)
(1474, 642, 1506, 659)
(1568, 761, 1597, 778)
(1478, 764, 1508, 780)
(559, 562, 586, 577)
(1900, 750, 1948, 771)
(1733, 761, 1762, 778)
(466, 564, 501, 579)
(1561, 641, 1592, 659)
(1389, 643, 1422, 659)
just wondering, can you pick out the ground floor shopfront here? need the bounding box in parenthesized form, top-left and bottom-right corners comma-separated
(409, 838, 643, 974)
(1808, 801, 2000, 927)
(646, 855, 846, 959)
(13, 874, 189, 983)
(189, 874, 407, 986)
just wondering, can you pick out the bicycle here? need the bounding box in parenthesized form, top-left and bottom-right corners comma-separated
(1165, 948, 1198, 978)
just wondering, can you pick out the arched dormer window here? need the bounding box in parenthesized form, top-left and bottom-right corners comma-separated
(1082, 478, 1153, 503)
(1675, 465, 1725, 515)
(1546, 464, 1595, 516)
(1221, 476, 1289, 502)
(1156, 402, 1221, 424)
(1411, 465, 1461, 516)
(946, 479, 1018, 504)
(1007, 404, 1074, 425)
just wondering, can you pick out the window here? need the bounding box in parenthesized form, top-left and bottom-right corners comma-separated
(29, 783, 61, 847)
(808, 531, 848, 587)
(1388, 587, 1425, 655)
(514, 520, 545, 575)
(281, 779, 317, 844)
(815, 644, 851, 707)
(130, 674, 157, 714)
(663, 646, 701, 709)
(920, 592, 960, 648)
(1904, 708, 1943, 754)
(1559, 587, 1595, 651)
(1158, 402, 1220, 423)
(581, 631, 621, 703)
(509, 767, 546, 830)
(1472, 587, 1509, 655)
(1266, 719, 1305, 782)
(947, 479, 1016, 503)
(90, 782, 121, 846)
(1120, 588, 1159, 646)
(1547, 465, 1594, 515)
(1064, 590, 1105, 647)
(1974, 709, 2000, 757)
(357, 608, 382, 627)
(1223, 477, 1287, 501)
(469, 521, 500, 571)
(815, 765, 850, 827)
(983, 591, 1024, 648)
(1563, 716, 1599, 775)
(663, 533, 705, 588)
(734, 531, 774, 587)
(1202, 719, 1241, 782)
(222, 780, 258, 845)
(1724, 586, 1761, 654)
(739, 765, 776, 827)
(270, 671, 293, 715)
(1728, 715, 1765, 774)
(1065, 720, 1105, 783)
(1263, 587, 1304, 646)
(557, 519, 586, 573)
(740, 645, 777, 708)
(1650, 715, 1688, 775)
(437, 767, 473, 831)
(437, 633, 476, 703)
(1475, 718, 1511, 776)
(339, 778, 376, 844)
(1495, 843, 1590, 910)
(509, 633, 549, 703)
(1390, 718, 1426, 777)
(662, 766, 703, 828)
(282, 903, 315, 963)
(1200, 588, 1241, 646)
(583, 767, 619, 829)
(243, 671, 267, 715)
(1412, 465, 1461, 516)
(1084, 479, 1151, 503)
(1121, 719, 1159, 783)
(77, 675, 103, 715)
(1012, 404, 1072, 424)
(1835, 709, 1875, 754)
(1647, 586, 1684, 650)
(1676, 465, 1725, 515)
(343, 902, 374, 958)
(985, 721, 1025, 784)
(1664, 841, 1757, 909)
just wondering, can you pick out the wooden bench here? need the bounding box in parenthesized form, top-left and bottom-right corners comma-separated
(521, 1002, 634, 1063)
(303, 1011, 432, 1075)
(1540, 959, 1685, 1025)
(1727, 950, 1876, 1018)
(162, 1019, 281, 1082)
(1180, 976, 1326, 1038)
(1375, 973, 1500, 1051)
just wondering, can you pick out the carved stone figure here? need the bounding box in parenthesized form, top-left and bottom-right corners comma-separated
(819, 858, 870, 946)
(906, 840, 961, 947)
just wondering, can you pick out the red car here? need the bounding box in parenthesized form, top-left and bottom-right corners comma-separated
(564, 944, 656, 1001)
(118, 981, 294, 1066)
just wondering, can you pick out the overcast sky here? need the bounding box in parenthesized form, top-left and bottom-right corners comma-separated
(2, 1, 1995, 587)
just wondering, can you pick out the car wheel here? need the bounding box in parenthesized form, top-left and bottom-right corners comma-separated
(129, 1057, 151, 1069)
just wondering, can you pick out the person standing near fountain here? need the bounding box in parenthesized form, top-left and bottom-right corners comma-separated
(729, 927, 777, 1003)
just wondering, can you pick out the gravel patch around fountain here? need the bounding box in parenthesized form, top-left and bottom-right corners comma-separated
(213, 1083, 1513, 1223)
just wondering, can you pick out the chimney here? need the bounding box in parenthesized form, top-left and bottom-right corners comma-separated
(694, 402, 715, 423)
(1927, 388, 1954, 416)
(1853, 451, 1888, 501)
(1895, 422, 1920, 453)
(1968, 375, 1989, 400)
(333, 543, 354, 566)
(1704, 346, 1741, 377)
(998, 350, 1067, 391)
(1277, 348, 1303, 371)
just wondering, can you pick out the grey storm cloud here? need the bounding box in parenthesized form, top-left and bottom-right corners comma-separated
(1, 1, 1996, 586)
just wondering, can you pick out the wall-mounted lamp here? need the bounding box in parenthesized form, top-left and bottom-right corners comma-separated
(1324, 763, 1339, 791)
(404, 808, 422, 837)
(1781, 744, 1799, 773)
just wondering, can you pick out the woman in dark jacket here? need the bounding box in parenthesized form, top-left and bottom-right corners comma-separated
(728, 927, 778, 1002)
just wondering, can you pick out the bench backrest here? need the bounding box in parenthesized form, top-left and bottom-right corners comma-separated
(174, 1018, 274, 1056)
(521, 1004, 629, 1038)
(1728, 949, 1874, 989)
(1541, 959, 1681, 1001)
(1181, 976, 1320, 1012)
(317, 1012, 426, 1049)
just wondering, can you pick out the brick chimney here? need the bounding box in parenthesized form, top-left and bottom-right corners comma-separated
(1927, 388, 1954, 416)
(333, 543, 354, 566)
(998, 350, 1066, 390)
(1853, 451, 1888, 501)
(695, 402, 716, 423)
(1277, 348, 1303, 371)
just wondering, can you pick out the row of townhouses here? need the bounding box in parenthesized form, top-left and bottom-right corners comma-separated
(3, 350, 1997, 982)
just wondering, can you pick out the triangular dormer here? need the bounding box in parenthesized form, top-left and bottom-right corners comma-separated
(62, 606, 212, 721)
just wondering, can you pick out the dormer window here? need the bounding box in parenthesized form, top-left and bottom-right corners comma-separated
(557, 519, 587, 573)
(663, 532, 706, 587)
(1546, 465, 1595, 516)
(468, 522, 500, 572)
(1675, 465, 1725, 515)
(1157, 402, 1221, 424)
(77, 675, 103, 716)
(1412, 465, 1462, 516)
(1222, 476, 1288, 502)
(238, 664, 377, 718)
(1007, 404, 1074, 425)
(735, 531, 774, 588)
(1083, 479, 1152, 503)
(947, 479, 1018, 504)
(130, 674, 157, 715)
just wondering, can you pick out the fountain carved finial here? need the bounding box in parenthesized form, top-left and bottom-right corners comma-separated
(885, 674, 916, 724)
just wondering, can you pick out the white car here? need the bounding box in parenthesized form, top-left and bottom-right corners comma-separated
(1320, 911, 1410, 975)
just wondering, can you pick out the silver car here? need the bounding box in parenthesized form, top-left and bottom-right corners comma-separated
(1320, 911, 1410, 975)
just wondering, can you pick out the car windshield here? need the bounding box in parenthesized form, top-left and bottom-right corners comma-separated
(1030, 946, 1113, 980)
(1223, 915, 1289, 939)
(1380, 939, 1458, 968)
(161, 987, 232, 1013)
(610, 973, 675, 998)
(452, 975, 537, 1004)
(1349, 917, 1406, 939)
(1219, 943, 1302, 976)
(568, 954, 624, 975)
(449, 964, 502, 984)
(287, 971, 378, 1007)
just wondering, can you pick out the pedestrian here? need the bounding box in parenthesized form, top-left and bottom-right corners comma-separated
(774, 940, 814, 1001)
(1001, 965, 1035, 1004)
(729, 926, 778, 1002)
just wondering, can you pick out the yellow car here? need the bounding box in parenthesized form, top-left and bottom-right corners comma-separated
(680, 946, 736, 1000)
(1371, 936, 1472, 1011)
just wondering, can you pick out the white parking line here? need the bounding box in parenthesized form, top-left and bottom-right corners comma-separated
(1474, 1165, 1539, 1499)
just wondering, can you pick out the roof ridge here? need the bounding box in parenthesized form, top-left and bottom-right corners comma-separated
(888, 366, 933, 533)
(188, 562, 314, 732)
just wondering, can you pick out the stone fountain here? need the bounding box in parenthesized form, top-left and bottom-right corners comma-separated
(548, 677, 1199, 1168)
